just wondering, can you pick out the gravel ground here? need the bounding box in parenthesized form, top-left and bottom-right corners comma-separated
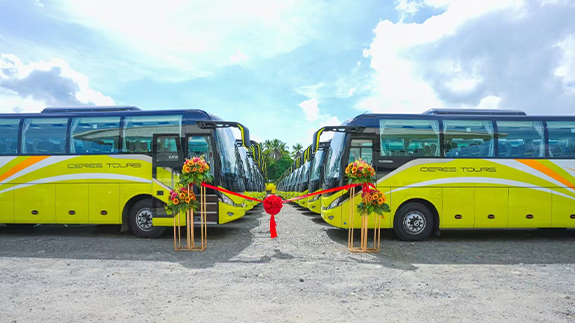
(1, 203, 575, 322)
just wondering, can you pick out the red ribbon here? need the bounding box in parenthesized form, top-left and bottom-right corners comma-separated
(200, 181, 378, 239)
(270, 215, 277, 238)
(201, 183, 263, 202)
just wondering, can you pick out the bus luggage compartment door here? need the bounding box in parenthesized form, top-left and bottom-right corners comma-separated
(56, 184, 89, 223)
(15, 184, 56, 223)
(474, 188, 508, 228)
(442, 187, 474, 228)
(508, 188, 551, 228)
(0, 185, 15, 223)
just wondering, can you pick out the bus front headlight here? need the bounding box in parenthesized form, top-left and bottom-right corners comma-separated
(325, 197, 341, 210)
(219, 194, 242, 207)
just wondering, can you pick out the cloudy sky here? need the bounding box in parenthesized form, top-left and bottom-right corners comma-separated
(1, 0, 574, 147)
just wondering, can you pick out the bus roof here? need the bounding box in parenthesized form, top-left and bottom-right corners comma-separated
(0, 107, 219, 121)
(422, 108, 526, 116)
(347, 111, 575, 127)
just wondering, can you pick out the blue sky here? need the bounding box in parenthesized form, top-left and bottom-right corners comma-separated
(1, 0, 575, 148)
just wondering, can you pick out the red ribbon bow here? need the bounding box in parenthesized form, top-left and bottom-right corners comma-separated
(263, 195, 283, 238)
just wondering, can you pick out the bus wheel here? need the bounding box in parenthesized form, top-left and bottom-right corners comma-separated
(393, 202, 433, 241)
(129, 200, 166, 238)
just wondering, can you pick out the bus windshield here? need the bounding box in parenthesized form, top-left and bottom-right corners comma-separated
(325, 132, 347, 180)
(299, 162, 310, 186)
(215, 128, 244, 192)
(238, 147, 252, 190)
(309, 150, 324, 182)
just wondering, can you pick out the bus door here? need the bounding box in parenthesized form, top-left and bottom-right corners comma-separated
(185, 134, 219, 224)
(348, 137, 375, 167)
(152, 134, 183, 189)
(347, 136, 375, 187)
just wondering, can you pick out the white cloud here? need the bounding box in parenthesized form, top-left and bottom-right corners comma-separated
(52, 0, 325, 80)
(395, 0, 422, 21)
(230, 50, 249, 65)
(361, 0, 575, 114)
(0, 54, 114, 113)
(298, 98, 320, 121)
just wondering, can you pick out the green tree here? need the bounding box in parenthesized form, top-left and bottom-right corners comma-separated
(264, 139, 289, 161)
(291, 143, 303, 159)
(262, 138, 293, 182)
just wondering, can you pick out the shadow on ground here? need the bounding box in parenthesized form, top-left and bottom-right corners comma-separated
(0, 206, 266, 269)
(326, 227, 575, 268)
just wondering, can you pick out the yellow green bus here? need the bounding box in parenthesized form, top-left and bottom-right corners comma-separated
(315, 109, 575, 241)
(0, 106, 252, 238)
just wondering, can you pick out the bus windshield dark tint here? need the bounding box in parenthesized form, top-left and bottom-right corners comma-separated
(215, 128, 244, 191)
(325, 132, 346, 180)
(309, 150, 325, 182)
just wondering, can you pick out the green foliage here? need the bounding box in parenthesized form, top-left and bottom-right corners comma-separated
(165, 187, 199, 216)
(262, 138, 297, 182)
(357, 201, 391, 216)
(291, 143, 303, 158)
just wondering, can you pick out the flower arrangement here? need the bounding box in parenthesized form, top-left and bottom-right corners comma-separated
(345, 160, 390, 218)
(180, 156, 213, 186)
(165, 186, 199, 216)
(345, 159, 375, 184)
(358, 188, 390, 217)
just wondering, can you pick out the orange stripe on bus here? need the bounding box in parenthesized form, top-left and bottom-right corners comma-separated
(517, 159, 575, 188)
(0, 156, 49, 183)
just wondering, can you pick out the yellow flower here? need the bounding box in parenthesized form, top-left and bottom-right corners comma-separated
(172, 198, 180, 205)
(179, 192, 186, 199)
(183, 166, 191, 173)
(372, 194, 379, 200)
(351, 167, 358, 173)
(185, 197, 191, 203)
(377, 198, 384, 204)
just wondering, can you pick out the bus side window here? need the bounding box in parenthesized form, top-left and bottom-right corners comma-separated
(443, 120, 495, 158)
(547, 121, 575, 158)
(22, 118, 68, 155)
(122, 115, 182, 154)
(70, 117, 121, 154)
(496, 121, 545, 158)
(0, 118, 20, 155)
(379, 119, 440, 157)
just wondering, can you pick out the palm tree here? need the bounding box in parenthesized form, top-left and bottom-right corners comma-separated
(264, 139, 289, 161)
(291, 143, 303, 159)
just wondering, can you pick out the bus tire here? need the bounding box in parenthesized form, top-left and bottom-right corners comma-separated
(393, 202, 434, 241)
(129, 200, 166, 238)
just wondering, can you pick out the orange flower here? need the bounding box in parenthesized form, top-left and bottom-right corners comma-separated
(172, 198, 180, 205)
(358, 173, 363, 177)
(192, 167, 198, 172)
(183, 166, 191, 173)
(179, 192, 186, 199)
(372, 194, 379, 200)
(185, 197, 191, 203)
(377, 198, 384, 204)
(345, 167, 350, 174)
(351, 167, 358, 173)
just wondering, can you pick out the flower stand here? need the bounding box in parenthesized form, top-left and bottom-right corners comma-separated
(347, 186, 383, 253)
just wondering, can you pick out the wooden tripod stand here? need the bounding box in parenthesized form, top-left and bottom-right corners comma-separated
(173, 185, 207, 251)
(347, 186, 382, 253)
